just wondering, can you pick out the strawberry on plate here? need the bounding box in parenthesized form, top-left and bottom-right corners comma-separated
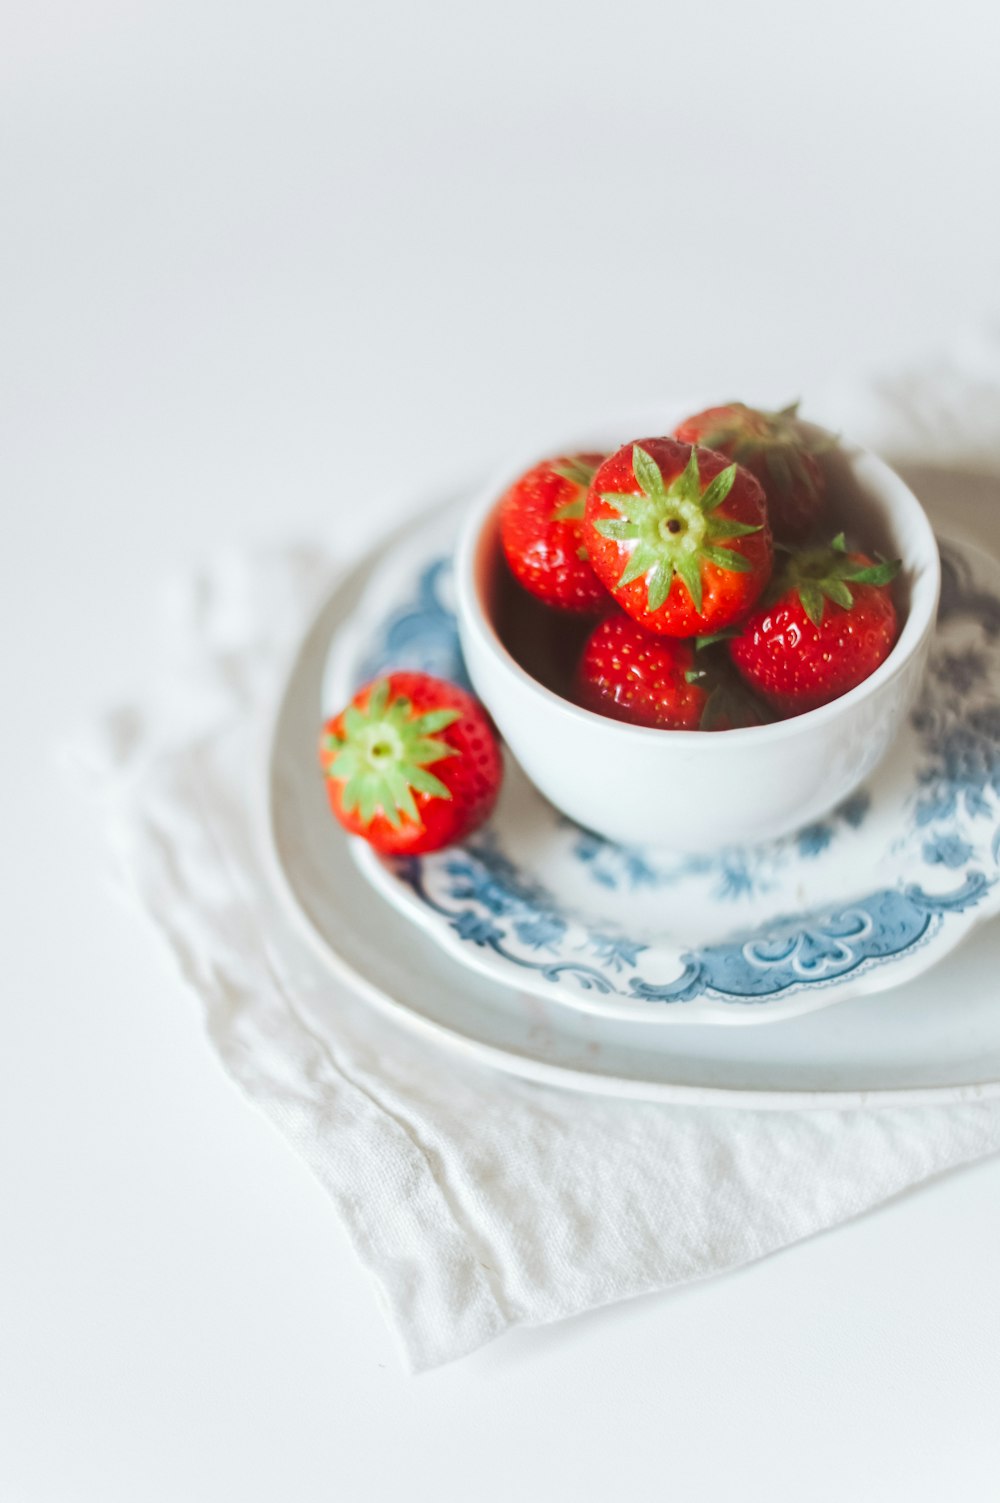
(673, 401, 830, 544)
(575, 614, 767, 731)
(499, 453, 609, 612)
(728, 535, 900, 714)
(583, 437, 772, 637)
(319, 673, 502, 854)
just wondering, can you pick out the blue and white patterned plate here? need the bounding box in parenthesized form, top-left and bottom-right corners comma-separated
(324, 505, 1000, 1026)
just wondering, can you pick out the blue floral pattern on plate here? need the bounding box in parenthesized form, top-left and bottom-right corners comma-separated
(331, 515, 1000, 1022)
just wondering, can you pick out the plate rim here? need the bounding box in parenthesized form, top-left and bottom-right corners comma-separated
(349, 826, 999, 1028)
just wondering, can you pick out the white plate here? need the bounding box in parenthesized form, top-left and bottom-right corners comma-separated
(261, 475, 1000, 1108)
(321, 497, 1000, 1027)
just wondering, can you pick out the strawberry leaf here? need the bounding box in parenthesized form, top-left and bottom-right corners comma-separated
(798, 583, 825, 626)
(645, 561, 675, 613)
(408, 737, 458, 765)
(593, 515, 636, 542)
(820, 579, 854, 610)
(674, 554, 703, 614)
(551, 457, 599, 489)
(844, 558, 901, 587)
(673, 447, 703, 505)
(698, 462, 736, 514)
(704, 514, 762, 540)
(412, 708, 461, 735)
(405, 765, 452, 800)
(632, 444, 667, 499)
(703, 544, 754, 573)
(617, 541, 660, 589)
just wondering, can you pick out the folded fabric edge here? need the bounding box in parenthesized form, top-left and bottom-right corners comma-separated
(93, 737, 1000, 1369)
(100, 744, 511, 1373)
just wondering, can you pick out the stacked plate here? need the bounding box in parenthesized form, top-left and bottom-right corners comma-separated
(263, 471, 1000, 1109)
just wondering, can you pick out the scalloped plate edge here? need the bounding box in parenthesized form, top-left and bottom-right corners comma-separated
(351, 832, 1000, 1027)
(259, 774, 1000, 1110)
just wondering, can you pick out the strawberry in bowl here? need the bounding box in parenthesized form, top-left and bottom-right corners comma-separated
(729, 535, 900, 714)
(583, 437, 773, 637)
(574, 614, 708, 730)
(673, 401, 830, 543)
(575, 614, 767, 731)
(499, 453, 608, 613)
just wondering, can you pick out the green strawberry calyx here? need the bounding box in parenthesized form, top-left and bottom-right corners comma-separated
(781, 533, 900, 627)
(321, 679, 460, 829)
(593, 444, 762, 614)
(696, 401, 835, 499)
(551, 455, 601, 522)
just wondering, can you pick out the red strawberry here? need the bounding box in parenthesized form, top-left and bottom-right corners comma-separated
(575, 615, 768, 731)
(729, 535, 900, 714)
(319, 674, 502, 854)
(499, 453, 609, 612)
(583, 437, 772, 637)
(674, 402, 830, 543)
(575, 615, 708, 729)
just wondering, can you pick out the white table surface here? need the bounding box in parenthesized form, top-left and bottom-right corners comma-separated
(4, 4, 1000, 1498)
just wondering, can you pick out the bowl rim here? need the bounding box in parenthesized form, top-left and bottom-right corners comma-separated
(454, 414, 942, 747)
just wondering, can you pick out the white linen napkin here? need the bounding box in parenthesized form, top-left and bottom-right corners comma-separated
(79, 352, 1000, 1372)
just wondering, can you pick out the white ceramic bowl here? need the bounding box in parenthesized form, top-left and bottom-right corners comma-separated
(454, 408, 941, 853)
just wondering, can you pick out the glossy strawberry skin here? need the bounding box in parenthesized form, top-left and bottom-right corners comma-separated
(319, 673, 502, 854)
(583, 437, 772, 637)
(575, 615, 708, 730)
(499, 453, 609, 613)
(729, 559, 898, 715)
(674, 403, 826, 544)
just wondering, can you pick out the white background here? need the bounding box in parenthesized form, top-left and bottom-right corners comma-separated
(4, 2, 1000, 1498)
